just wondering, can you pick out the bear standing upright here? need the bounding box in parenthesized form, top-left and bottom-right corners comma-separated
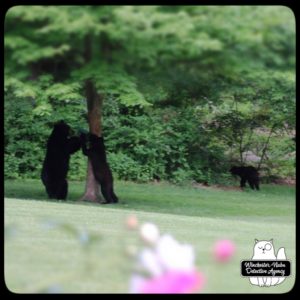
(230, 166, 260, 190)
(41, 121, 81, 200)
(80, 133, 118, 204)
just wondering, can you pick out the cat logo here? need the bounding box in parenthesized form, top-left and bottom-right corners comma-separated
(241, 239, 291, 287)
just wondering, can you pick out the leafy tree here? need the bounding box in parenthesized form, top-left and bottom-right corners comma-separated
(5, 6, 295, 188)
(5, 6, 228, 199)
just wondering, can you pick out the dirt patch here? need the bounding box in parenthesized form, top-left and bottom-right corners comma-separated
(192, 183, 242, 192)
(192, 179, 295, 191)
(271, 178, 296, 186)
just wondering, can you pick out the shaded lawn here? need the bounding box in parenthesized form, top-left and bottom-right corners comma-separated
(4, 179, 295, 218)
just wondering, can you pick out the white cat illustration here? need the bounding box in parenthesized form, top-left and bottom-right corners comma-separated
(249, 239, 286, 287)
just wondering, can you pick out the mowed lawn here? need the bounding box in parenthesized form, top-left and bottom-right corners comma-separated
(4, 180, 295, 293)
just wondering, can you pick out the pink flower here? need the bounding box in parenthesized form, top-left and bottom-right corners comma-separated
(128, 226, 206, 294)
(213, 239, 236, 262)
(138, 271, 205, 294)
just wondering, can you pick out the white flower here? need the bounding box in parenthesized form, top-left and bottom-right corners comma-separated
(140, 223, 160, 245)
(129, 274, 146, 294)
(130, 226, 200, 294)
(137, 233, 195, 276)
(156, 234, 195, 272)
(138, 248, 163, 277)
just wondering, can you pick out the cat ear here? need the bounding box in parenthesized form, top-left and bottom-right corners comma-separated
(269, 239, 273, 243)
(255, 239, 259, 243)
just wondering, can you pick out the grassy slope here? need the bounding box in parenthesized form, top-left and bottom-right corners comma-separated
(4, 180, 295, 293)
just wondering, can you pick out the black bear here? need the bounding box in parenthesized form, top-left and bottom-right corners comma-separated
(80, 133, 118, 204)
(41, 121, 81, 200)
(230, 166, 260, 190)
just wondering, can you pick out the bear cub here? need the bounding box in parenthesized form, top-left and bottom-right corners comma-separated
(41, 120, 81, 200)
(81, 133, 118, 204)
(230, 166, 260, 190)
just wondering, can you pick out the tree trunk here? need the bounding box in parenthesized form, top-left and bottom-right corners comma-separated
(257, 126, 275, 171)
(80, 160, 101, 202)
(79, 79, 103, 203)
(79, 33, 104, 203)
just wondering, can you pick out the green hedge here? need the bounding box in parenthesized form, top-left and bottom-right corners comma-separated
(4, 96, 295, 185)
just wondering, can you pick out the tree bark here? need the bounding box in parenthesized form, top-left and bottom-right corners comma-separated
(79, 33, 105, 203)
(257, 125, 275, 171)
(79, 79, 103, 203)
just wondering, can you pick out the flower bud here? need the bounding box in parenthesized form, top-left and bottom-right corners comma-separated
(213, 239, 236, 262)
(140, 223, 160, 245)
(126, 215, 139, 230)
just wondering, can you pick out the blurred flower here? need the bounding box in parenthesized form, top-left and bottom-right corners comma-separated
(139, 222, 160, 245)
(138, 248, 162, 276)
(213, 239, 236, 262)
(156, 234, 195, 272)
(129, 274, 146, 293)
(130, 229, 205, 294)
(137, 234, 196, 276)
(126, 215, 139, 230)
(78, 229, 89, 245)
(42, 284, 63, 294)
(139, 270, 204, 294)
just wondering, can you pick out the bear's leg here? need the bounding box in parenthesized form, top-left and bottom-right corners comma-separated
(110, 188, 118, 203)
(240, 178, 246, 188)
(44, 180, 59, 199)
(98, 168, 118, 203)
(56, 179, 68, 200)
(254, 180, 260, 190)
(100, 183, 118, 204)
(46, 184, 56, 199)
(248, 179, 255, 190)
(100, 183, 112, 204)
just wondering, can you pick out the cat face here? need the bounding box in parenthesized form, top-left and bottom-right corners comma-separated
(253, 239, 276, 259)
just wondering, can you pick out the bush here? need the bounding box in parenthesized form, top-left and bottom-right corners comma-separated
(169, 168, 194, 185)
(4, 93, 87, 180)
(68, 152, 88, 181)
(107, 152, 143, 181)
(4, 94, 295, 185)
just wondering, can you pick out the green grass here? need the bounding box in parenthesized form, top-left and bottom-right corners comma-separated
(4, 180, 295, 293)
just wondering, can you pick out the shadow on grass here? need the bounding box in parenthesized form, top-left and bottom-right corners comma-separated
(4, 180, 84, 202)
(4, 180, 133, 208)
(4, 179, 295, 218)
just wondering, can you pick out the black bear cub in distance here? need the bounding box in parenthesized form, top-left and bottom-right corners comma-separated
(230, 166, 260, 190)
(41, 120, 81, 200)
(81, 133, 118, 204)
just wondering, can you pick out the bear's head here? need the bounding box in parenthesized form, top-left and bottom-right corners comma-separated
(89, 134, 104, 149)
(53, 120, 71, 137)
(80, 133, 105, 150)
(230, 166, 241, 176)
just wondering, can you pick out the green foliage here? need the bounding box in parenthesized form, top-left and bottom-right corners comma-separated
(4, 91, 87, 180)
(4, 6, 295, 184)
(262, 134, 296, 179)
(107, 152, 143, 181)
(68, 152, 88, 181)
(72, 63, 149, 106)
(101, 99, 242, 184)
